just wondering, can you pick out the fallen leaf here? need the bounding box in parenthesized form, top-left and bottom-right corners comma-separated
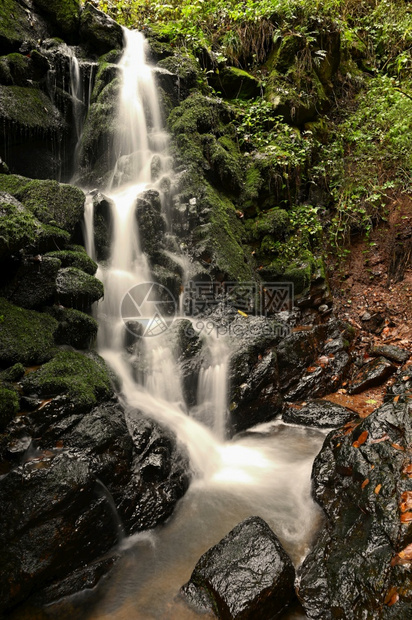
(391, 443, 405, 451)
(400, 511, 412, 523)
(403, 463, 412, 476)
(374, 484, 382, 495)
(388, 593, 399, 606)
(400, 492, 412, 512)
(361, 479, 370, 489)
(393, 395, 400, 403)
(354, 431, 368, 447)
(398, 543, 412, 561)
(384, 587, 399, 606)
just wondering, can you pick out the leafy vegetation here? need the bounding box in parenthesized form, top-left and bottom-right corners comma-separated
(93, 0, 412, 261)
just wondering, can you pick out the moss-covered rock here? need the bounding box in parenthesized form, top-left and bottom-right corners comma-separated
(0, 297, 57, 367)
(0, 53, 30, 87)
(0, 0, 49, 53)
(169, 92, 228, 136)
(78, 79, 121, 185)
(46, 247, 97, 275)
(201, 134, 243, 192)
(0, 363, 24, 383)
(209, 66, 261, 100)
(48, 306, 98, 349)
(2, 255, 61, 310)
(0, 85, 64, 131)
(0, 193, 41, 259)
(21, 350, 113, 411)
(32, 0, 80, 43)
(0, 384, 19, 431)
(56, 267, 104, 310)
(157, 53, 202, 102)
(0, 175, 85, 233)
(79, 4, 123, 56)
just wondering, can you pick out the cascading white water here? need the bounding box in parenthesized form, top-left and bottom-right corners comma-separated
(78, 28, 324, 620)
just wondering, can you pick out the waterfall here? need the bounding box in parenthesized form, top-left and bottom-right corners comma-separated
(77, 28, 325, 619)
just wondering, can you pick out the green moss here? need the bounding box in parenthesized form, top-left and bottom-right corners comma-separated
(0, 53, 30, 86)
(261, 248, 319, 295)
(201, 134, 243, 192)
(169, 92, 225, 136)
(46, 249, 97, 275)
(207, 184, 252, 281)
(210, 66, 260, 100)
(0, 85, 64, 130)
(0, 363, 25, 382)
(0, 384, 19, 430)
(17, 180, 84, 232)
(0, 0, 38, 51)
(0, 198, 40, 258)
(56, 267, 104, 310)
(157, 53, 201, 91)
(32, 0, 80, 41)
(21, 350, 113, 411)
(0, 297, 57, 367)
(254, 208, 290, 238)
(0, 174, 85, 237)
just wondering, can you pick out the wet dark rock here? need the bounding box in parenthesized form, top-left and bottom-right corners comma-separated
(277, 319, 352, 402)
(135, 190, 167, 262)
(370, 344, 410, 364)
(228, 316, 285, 436)
(92, 191, 114, 262)
(79, 3, 124, 56)
(283, 399, 357, 428)
(56, 266, 104, 310)
(118, 412, 191, 532)
(0, 451, 120, 614)
(349, 356, 397, 394)
(298, 400, 412, 619)
(361, 311, 386, 334)
(180, 516, 296, 619)
(1, 255, 61, 309)
(48, 306, 98, 349)
(385, 370, 412, 403)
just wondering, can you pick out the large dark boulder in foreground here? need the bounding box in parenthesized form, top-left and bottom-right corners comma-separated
(180, 516, 296, 619)
(0, 395, 191, 613)
(297, 400, 412, 619)
(283, 399, 357, 428)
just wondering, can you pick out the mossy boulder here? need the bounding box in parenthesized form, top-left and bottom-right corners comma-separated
(0, 51, 50, 87)
(48, 306, 98, 349)
(201, 134, 243, 193)
(0, 85, 64, 131)
(56, 267, 104, 310)
(0, 384, 19, 431)
(259, 250, 327, 301)
(32, 0, 80, 43)
(79, 4, 123, 56)
(0, 176, 85, 233)
(169, 92, 228, 136)
(209, 66, 261, 100)
(0, 193, 41, 259)
(2, 255, 61, 309)
(78, 79, 121, 185)
(0, 0, 49, 53)
(157, 53, 202, 102)
(0, 297, 57, 367)
(21, 350, 113, 411)
(0, 363, 24, 382)
(46, 247, 97, 275)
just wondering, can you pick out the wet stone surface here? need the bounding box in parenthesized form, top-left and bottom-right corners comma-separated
(180, 516, 296, 619)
